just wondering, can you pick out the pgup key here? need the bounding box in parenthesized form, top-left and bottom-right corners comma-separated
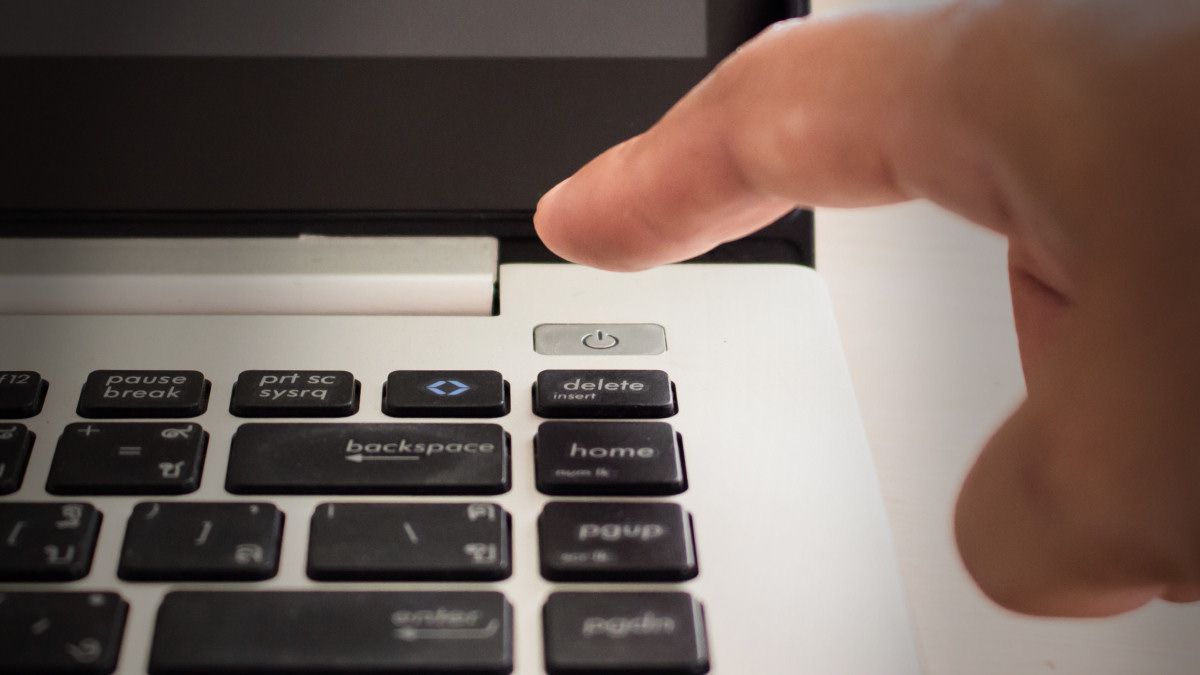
(539, 502, 698, 582)
(47, 423, 208, 495)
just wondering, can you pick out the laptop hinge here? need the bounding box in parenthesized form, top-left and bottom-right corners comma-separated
(0, 236, 498, 315)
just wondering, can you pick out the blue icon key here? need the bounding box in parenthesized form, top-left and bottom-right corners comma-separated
(426, 380, 471, 396)
(385, 371, 508, 418)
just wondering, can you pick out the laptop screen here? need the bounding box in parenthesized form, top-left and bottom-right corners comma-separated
(0, 1, 793, 215)
(0, 1, 706, 59)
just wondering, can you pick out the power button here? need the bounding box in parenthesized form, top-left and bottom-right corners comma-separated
(534, 324, 666, 356)
(581, 330, 619, 350)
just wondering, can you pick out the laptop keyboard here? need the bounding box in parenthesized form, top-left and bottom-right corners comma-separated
(0, 368, 710, 674)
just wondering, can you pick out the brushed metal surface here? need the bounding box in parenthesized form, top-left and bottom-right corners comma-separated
(0, 264, 920, 674)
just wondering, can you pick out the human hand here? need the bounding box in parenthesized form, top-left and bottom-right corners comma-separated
(533, 0, 1200, 617)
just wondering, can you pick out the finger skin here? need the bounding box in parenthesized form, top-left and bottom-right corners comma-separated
(1008, 243, 1071, 373)
(953, 0, 1200, 616)
(536, 0, 1200, 618)
(534, 6, 989, 271)
(957, 291, 1200, 617)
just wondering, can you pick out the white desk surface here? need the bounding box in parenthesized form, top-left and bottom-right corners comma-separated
(814, 4, 1199, 672)
(818, 201, 1200, 674)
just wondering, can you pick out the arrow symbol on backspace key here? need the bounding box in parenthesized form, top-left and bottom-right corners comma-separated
(345, 454, 420, 463)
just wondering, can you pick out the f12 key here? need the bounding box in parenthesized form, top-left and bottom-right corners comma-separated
(0, 371, 48, 419)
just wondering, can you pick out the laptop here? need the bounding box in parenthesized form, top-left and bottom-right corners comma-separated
(0, 1, 921, 673)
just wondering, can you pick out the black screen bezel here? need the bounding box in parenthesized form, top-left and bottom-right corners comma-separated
(0, 1, 811, 265)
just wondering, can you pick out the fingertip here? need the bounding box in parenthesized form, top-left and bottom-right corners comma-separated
(533, 176, 584, 264)
(534, 177, 569, 219)
(532, 139, 677, 272)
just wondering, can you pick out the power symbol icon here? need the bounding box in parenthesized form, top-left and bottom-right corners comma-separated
(581, 330, 620, 350)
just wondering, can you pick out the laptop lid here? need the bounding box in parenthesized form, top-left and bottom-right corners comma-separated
(0, 1, 810, 262)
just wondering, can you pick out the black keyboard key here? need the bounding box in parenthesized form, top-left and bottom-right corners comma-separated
(0, 592, 128, 674)
(119, 502, 283, 581)
(543, 592, 710, 675)
(535, 370, 676, 419)
(0, 503, 101, 581)
(0, 424, 34, 495)
(308, 502, 511, 581)
(536, 422, 686, 496)
(148, 591, 513, 674)
(539, 502, 698, 582)
(227, 423, 510, 495)
(47, 423, 207, 495)
(77, 370, 209, 418)
(0, 371, 48, 419)
(384, 370, 509, 418)
(230, 370, 359, 417)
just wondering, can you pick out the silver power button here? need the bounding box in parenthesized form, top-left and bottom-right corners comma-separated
(534, 324, 666, 356)
(581, 331, 619, 350)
